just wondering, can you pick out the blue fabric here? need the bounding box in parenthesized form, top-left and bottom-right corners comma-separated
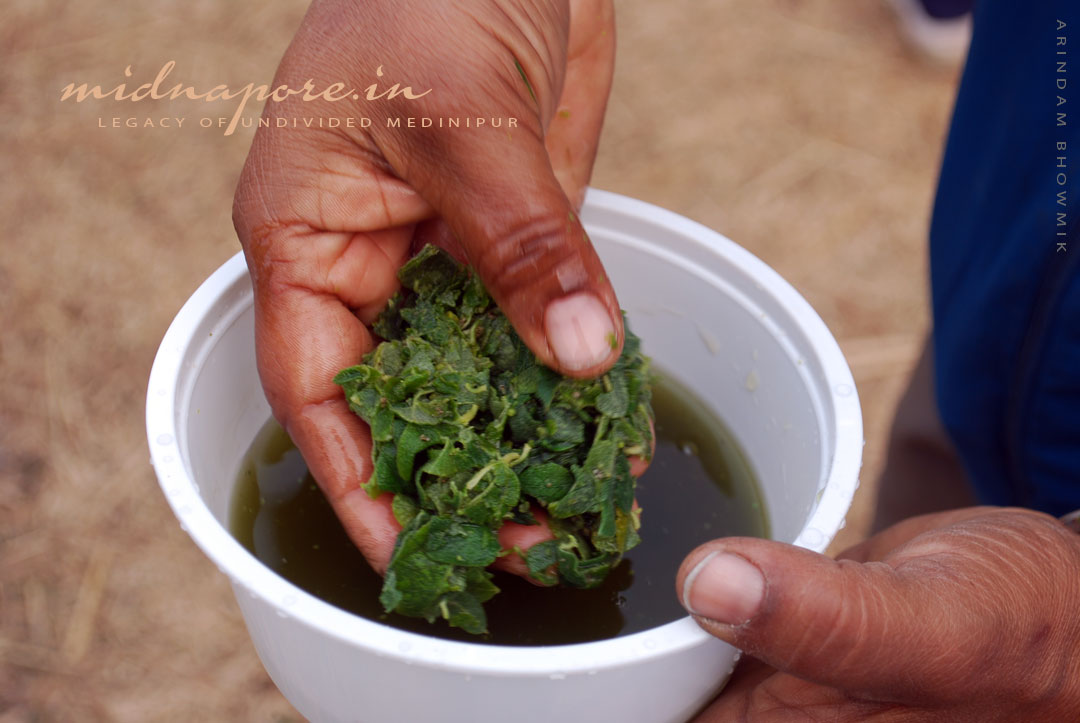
(931, 2, 1080, 515)
(919, 0, 974, 21)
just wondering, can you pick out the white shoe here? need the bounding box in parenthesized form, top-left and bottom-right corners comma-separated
(886, 0, 972, 65)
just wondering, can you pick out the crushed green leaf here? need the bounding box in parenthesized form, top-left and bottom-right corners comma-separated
(334, 245, 654, 634)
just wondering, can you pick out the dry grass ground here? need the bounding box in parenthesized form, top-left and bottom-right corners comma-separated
(1, 0, 960, 719)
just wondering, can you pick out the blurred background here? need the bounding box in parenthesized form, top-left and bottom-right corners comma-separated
(1, 0, 963, 719)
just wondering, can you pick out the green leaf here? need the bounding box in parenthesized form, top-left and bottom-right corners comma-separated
(369, 405, 395, 443)
(369, 443, 411, 496)
(333, 244, 655, 634)
(508, 504, 538, 526)
(596, 372, 630, 417)
(519, 462, 573, 503)
(439, 590, 487, 635)
(420, 442, 469, 478)
(463, 566, 499, 603)
(381, 517, 454, 616)
(401, 300, 456, 345)
(524, 540, 559, 586)
(345, 385, 382, 420)
(508, 398, 541, 442)
(398, 243, 465, 299)
(584, 439, 617, 480)
(390, 396, 446, 425)
(540, 407, 585, 452)
(333, 364, 374, 386)
(479, 316, 518, 371)
(593, 470, 618, 551)
(613, 454, 635, 513)
(423, 517, 501, 567)
(547, 465, 600, 519)
(460, 275, 490, 318)
(419, 477, 457, 517)
(396, 423, 442, 480)
(535, 368, 560, 409)
(556, 546, 618, 589)
(391, 493, 419, 527)
(372, 293, 406, 340)
(459, 461, 520, 527)
(379, 568, 403, 611)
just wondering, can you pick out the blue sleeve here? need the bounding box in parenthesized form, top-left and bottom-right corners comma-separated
(931, 1, 1080, 515)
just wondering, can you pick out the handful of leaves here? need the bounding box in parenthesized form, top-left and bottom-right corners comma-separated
(334, 245, 654, 634)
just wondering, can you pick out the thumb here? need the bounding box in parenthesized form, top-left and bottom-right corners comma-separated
(374, 115, 623, 379)
(676, 539, 923, 697)
(675, 515, 1080, 706)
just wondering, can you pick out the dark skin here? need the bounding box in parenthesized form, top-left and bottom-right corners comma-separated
(677, 508, 1080, 720)
(233, 0, 630, 576)
(234, 1, 1080, 718)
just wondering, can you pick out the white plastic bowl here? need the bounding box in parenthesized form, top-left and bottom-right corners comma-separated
(146, 189, 861, 723)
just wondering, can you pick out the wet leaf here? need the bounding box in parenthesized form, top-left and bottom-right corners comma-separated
(335, 244, 653, 634)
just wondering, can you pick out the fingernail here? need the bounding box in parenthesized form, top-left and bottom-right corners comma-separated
(544, 293, 616, 371)
(682, 551, 764, 625)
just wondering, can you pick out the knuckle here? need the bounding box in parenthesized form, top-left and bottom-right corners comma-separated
(243, 220, 315, 290)
(474, 212, 587, 303)
(893, 512, 1080, 709)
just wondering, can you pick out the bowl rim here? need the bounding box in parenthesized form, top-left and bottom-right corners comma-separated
(146, 188, 862, 675)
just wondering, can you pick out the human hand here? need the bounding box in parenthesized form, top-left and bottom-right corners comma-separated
(676, 507, 1080, 721)
(232, 0, 628, 576)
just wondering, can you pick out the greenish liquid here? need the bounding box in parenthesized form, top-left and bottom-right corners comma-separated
(229, 374, 768, 646)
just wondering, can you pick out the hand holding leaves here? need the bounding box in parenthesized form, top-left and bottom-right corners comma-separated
(336, 246, 654, 633)
(232, 0, 619, 586)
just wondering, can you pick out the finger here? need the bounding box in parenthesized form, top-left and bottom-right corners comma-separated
(545, 0, 616, 209)
(372, 87, 623, 380)
(240, 227, 414, 573)
(674, 510, 1080, 705)
(289, 400, 401, 575)
(494, 506, 557, 581)
(396, 132, 622, 378)
(694, 669, 899, 723)
(386, 0, 618, 373)
(250, 277, 402, 573)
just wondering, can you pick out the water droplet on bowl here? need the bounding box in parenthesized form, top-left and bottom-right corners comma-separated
(156, 433, 173, 445)
(834, 383, 853, 397)
(801, 528, 825, 547)
(549, 673, 566, 680)
(283, 594, 297, 606)
(643, 639, 657, 650)
(398, 641, 412, 653)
